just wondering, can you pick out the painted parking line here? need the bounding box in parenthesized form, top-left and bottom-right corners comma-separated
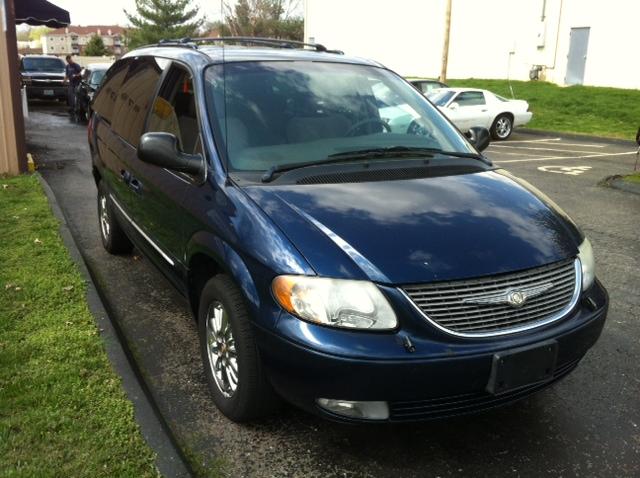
(495, 151, 637, 164)
(504, 138, 606, 148)
(490, 145, 605, 154)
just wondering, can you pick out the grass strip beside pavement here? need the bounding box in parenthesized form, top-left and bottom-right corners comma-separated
(447, 79, 640, 140)
(0, 175, 158, 477)
(623, 172, 640, 184)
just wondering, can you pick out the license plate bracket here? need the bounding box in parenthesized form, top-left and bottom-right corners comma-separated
(486, 340, 558, 395)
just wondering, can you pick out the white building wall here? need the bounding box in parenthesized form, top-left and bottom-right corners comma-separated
(304, 0, 640, 89)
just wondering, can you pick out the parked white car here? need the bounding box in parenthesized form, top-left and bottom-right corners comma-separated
(427, 88, 532, 140)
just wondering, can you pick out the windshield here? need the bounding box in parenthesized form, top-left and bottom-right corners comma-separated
(89, 69, 107, 86)
(204, 62, 472, 172)
(427, 90, 456, 107)
(22, 57, 65, 72)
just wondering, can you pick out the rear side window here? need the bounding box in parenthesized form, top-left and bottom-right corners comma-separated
(92, 60, 130, 124)
(111, 57, 165, 147)
(456, 91, 486, 106)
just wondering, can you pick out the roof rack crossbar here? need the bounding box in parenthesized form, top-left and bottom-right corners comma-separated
(153, 36, 344, 54)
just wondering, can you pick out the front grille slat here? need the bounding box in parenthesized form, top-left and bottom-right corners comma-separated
(405, 269, 573, 298)
(422, 286, 575, 320)
(403, 259, 579, 336)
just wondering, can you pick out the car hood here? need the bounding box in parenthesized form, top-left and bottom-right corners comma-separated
(242, 170, 581, 284)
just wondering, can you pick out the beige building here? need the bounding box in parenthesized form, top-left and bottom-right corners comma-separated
(41, 25, 125, 57)
(304, 0, 640, 89)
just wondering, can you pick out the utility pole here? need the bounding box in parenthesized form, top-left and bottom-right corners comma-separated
(439, 0, 452, 83)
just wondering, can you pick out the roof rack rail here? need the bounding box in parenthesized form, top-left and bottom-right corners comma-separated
(155, 36, 344, 54)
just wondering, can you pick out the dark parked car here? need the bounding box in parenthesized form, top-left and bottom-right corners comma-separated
(20, 55, 66, 101)
(89, 38, 607, 423)
(73, 63, 111, 123)
(407, 77, 448, 95)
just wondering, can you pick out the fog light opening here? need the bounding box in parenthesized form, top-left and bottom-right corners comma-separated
(316, 398, 389, 420)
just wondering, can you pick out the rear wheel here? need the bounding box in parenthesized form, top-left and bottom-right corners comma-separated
(198, 275, 280, 421)
(97, 181, 133, 254)
(491, 114, 513, 140)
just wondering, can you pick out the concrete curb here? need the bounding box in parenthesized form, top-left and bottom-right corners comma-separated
(37, 173, 192, 478)
(601, 176, 640, 195)
(515, 127, 637, 147)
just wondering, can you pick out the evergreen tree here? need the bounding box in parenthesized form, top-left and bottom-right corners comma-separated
(84, 34, 108, 56)
(124, 0, 203, 48)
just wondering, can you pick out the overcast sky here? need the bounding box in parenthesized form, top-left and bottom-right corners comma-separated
(45, 0, 227, 27)
(33, 0, 303, 28)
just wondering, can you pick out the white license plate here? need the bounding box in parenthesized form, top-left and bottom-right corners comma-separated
(43, 89, 54, 96)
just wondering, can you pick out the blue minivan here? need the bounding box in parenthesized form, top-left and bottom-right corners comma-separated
(89, 38, 608, 422)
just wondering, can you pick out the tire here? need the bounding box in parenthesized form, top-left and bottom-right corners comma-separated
(97, 181, 133, 254)
(198, 275, 280, 422)
(491, 113, 513, 140)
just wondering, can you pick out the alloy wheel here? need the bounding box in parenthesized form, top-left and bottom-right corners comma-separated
(99, 194, 110, 240)
(495, 116, 512, 139)
(205, 301, 239, 397)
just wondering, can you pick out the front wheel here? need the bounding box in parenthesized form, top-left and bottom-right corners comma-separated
(97, 181, 133, 254)
(491, 114, 513, 140)
(198, 275, 280, 422)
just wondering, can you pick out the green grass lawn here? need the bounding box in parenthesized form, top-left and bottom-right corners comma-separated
(447, 79, 640, 140)
(0, 175, 158, 477)
(623, 172, 640, 184)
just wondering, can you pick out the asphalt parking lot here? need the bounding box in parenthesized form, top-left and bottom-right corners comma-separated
(28, 103, 640, 477)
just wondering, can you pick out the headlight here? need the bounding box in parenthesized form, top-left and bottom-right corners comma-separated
(272, 276, 397, 330)
(578, 238, 595, 290)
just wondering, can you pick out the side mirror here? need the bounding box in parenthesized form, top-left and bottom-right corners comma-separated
(138, 132, 204, 176)
(466, 126, 491, 152)
(448, 102, 459, 111)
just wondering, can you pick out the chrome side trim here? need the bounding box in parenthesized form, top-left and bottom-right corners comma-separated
(109, 194, 175, 266)
(400, 259, 582, 338)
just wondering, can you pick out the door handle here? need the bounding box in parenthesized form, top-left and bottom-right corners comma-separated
(120, 169, 131, 183)
(481, 109, 488, 112)
(129, 178, 143, 193)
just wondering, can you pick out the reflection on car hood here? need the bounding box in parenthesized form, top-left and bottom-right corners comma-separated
(243, 170, 580, 284)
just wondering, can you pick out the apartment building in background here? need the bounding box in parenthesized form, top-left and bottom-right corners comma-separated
(41, 25, 125, 57)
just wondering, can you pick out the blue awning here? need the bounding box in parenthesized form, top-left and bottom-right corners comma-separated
(15, 0, 70, 28)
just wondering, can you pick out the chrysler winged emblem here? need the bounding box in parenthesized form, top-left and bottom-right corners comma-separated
(461, 283, 554, 308)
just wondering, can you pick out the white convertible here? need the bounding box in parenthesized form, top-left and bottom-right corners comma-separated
(427, 88, 532, 140)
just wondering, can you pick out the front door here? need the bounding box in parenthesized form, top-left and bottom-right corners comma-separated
(128, 63, 204, 287)
(565, 27, 590, 85)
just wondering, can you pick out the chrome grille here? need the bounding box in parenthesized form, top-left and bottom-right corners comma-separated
(403, 259, 580, 336)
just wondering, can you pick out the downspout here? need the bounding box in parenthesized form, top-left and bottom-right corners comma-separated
(547, 0, 563, 70)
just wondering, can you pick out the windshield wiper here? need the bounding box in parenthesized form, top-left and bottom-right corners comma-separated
(261, 147, 435, 183)
(260, 146, 491, 183)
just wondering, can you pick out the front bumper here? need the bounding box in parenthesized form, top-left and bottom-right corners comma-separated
(25, 85, 67, 100)
(255, 279, 608, 422)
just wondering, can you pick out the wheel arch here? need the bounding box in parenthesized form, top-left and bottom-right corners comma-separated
(186, 232, 260, 320)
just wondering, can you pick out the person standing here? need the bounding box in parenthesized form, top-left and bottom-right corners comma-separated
(64, 55, 82, 113)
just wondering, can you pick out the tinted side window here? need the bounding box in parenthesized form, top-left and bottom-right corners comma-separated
(111, 57, 165, 147)
(92, 60, 130, 124)
(456, 91, 486, 106)
(146, 65, 199, 154)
